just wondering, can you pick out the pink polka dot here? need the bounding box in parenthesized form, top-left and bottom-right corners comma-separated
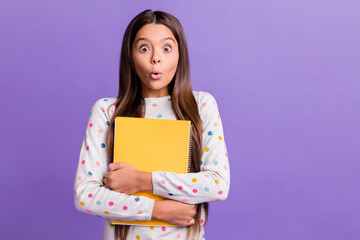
(181, 199, 187, 203)
(98, 129, 103, 134)
(161, 180, 166, 184)
(204, 174, 209, 178)
(177, 233, 181, 238)
(178, 186, 183, 190)
(86, 210, 92, 213)
(200, 219, 204, 224)
(218, 191, 223, 195)
(109, 108, 113, 113)
(201, 102, 206, 107)
(215, 171, 219, 175)
(224, 166, 228, 170)
(213, 100, 216, 105)
(138, 210, 143, 214)
(89, 123, 93, 127)
(109, 201, 114, 206)
(152, 103, 157, 107)
(161, 227, 166, 231)
(113, 104, 116, 107)
(101, 107, 105, 112)
(77, 176, 82, 181)
(123, 206, 128, 210)
(193, 189, 198, 193)
(88, 193, 93, 198)
(214, 122, 218, 127)
(96, 161, 100, 166)
(86, 146, 89, 151)
(225, 152, 228, 157)
(81, 160, 85, 164)
(201, 120, 203, 124)
(216, 199, 221, 201)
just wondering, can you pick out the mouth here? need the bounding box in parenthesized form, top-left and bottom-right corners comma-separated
(150, 70, 162, 80)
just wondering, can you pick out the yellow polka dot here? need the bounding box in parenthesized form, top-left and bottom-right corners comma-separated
(192, 178, 197, 183)
(205, 147, 209, 152)
(104, 211, 109, 214)
(218, 136, 222, 140)
(136, 235, 140, 240)
(215, 179, 219, 184)
(218, 115, 220, 119)
(80, 202, 85, 206)
(149, 226, 154, 230)
(81, 145, 82, 149)
(109, 224, 115, 228)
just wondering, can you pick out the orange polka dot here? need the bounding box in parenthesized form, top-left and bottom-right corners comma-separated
(205, 147, 209, 152)
(149, 226, 154, 230)
(215, 179, 219, 184)
(104, 211, 109, 214)
(80, 202, 85, 206)
(192, 178, 197, 183)
(110, 224, 115, 228)
(218, 136, 222, 140)
(218, 115, 220, 119)
(136, 235, 140, 240)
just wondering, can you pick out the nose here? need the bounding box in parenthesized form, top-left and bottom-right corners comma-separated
(151, 56, 160, 64)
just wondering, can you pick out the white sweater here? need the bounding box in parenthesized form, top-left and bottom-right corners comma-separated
(74, 90, 230, 240)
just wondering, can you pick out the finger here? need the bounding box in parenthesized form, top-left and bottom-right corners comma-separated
(104, 172, 109, 178)
(188, 218, 195, 225)
(109, 162, 126, 171)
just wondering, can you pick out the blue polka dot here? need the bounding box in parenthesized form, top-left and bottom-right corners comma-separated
(168, 98, 171, 101)
(89, 112, 93, 116)
(204, 187, 210, 192)
(88, 171, 93, 176)
(106, 121, 110, 126)
(214, 160, 218, 165)
(163, 171, 167, 174)
(208, 131, 212, 136)
(135, 197, 140, 202)
(101, 143, 105, 148)
(96, 201, 101, 205)
(86, 134, 89, 139)
(168, 193, 173, 196)
(103, 98, 108, 101)
(81, 189, 84, 194)
(200, 161, 203, 165)
(157, 114, 162, 118)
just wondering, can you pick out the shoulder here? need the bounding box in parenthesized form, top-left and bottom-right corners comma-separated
(192, 90, 218, 113)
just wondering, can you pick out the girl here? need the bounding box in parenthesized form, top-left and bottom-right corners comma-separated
(74, 9, 230, 240)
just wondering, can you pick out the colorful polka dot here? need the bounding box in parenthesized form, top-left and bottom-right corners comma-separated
(200, 160, 203, 165)
(101, 107, 105, 112)
(106, 121, 110, 126)
(201, 102, 206, 107)
(181, 199, 188, 203)
(152, 103, 157, 107)
(192, 178, 197, 183)
(214, 160, 218, 165)
(138, 210, 143, 214)
(98, 129, 103, 134)
(86, 146, 89, 151)
(224, 165, 228, 170)
(218, 191, 223, 195)
(123, 206, 128, 210)
(104, 211, 109, 214)
(200, 219, 204, 224)
(177, 233, 181, 238)
(96, 201, 101, 205)
(135, 197, 140, 202)
(80, 202, 85, 206)
(205, 147, 209, 152)
(109, 201, 114, 206)
(89, 112, 93, 116)
(161, 227, 166, 231)
(218, 136, 222, 140)
(89, 123, 93, 127)
(86, 209, 92, 213)
(88, 193, 93, 198)
(88, 171, 93, 176)
(77, 176, 82, 181)
(207, 131, 212, 136)
(193, 189, 198, 193)
(101, 143, 105, 148)
(168, 193, 173, 196)
(204, 187, 209, 192)
(81, 160, 85, 164)
(136, 235, 140, 239)
(204, 174, 209, 178)
(96, 161, 100, 166)
(149, 226, 154, 230)
(161, 180, 166, 184)
(178, 186, 183, 190)
(215, 179, 219, 184)
(110, 224, 115, 228)
(157, 114, 162, 118)
(214, 122, 218, 127)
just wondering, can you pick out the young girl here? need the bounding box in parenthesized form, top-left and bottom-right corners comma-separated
(74, 9, 230, 240)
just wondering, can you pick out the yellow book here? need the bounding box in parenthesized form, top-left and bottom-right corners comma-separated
(110, 116, 192, 226)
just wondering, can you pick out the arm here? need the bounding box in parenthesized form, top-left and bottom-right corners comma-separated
(151, 91, 230, 204)
(74, 98, 155, 221)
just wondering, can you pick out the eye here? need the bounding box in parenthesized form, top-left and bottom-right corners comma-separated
(139, 45, 149, 52)
(163, 45, 172, 52)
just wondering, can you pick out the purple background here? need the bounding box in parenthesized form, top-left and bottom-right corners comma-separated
(1, 0, 359, 239)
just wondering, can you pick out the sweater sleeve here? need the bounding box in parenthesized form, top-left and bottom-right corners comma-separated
(74, 98, 155, 221)
(151, 91, 230, 204)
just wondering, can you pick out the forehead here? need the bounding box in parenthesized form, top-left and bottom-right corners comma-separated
(134, 23, 176, 43)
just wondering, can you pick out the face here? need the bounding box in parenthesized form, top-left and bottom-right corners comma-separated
(131, 23, 179, 98)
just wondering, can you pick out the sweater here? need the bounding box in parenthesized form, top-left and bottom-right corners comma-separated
(74, 90, 230, 240)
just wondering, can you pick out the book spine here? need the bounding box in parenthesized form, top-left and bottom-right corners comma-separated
(187, 122, 192, 173)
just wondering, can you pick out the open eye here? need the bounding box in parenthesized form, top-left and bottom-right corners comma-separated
(163, 45, 172, 52)
(139, 45, 149, 52)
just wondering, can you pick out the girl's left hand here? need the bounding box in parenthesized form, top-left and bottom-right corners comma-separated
(103, 162, 141, 195)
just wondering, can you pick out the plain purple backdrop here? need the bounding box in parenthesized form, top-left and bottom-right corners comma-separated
(1, 0, 359, 239)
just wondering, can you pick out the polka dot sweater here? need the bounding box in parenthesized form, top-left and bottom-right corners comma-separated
(74, 90, 230, 240)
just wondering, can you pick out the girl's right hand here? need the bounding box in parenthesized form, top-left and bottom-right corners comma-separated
(152, 199, 197, 226)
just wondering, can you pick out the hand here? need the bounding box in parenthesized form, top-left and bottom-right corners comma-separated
(152, 199, 197, 226)
(103, 162, 142, 195)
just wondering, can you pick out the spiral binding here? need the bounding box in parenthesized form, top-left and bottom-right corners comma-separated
(186, 122, 193, 173)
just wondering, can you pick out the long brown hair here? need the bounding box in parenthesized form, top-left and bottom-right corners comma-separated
(105, 9, 208, 240)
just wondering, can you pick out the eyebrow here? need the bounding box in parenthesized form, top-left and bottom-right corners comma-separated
(135, 37, 176, 44)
